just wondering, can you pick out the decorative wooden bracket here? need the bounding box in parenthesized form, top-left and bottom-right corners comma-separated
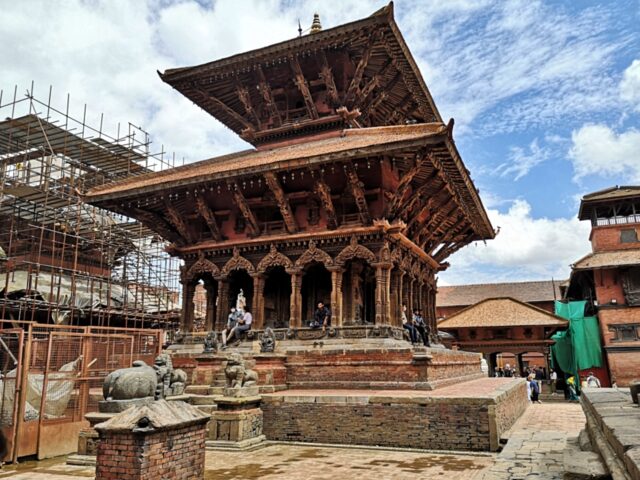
(345, 42, 373, 107)
(195, 195, 222, 242)
(128, 205, 182, 244)
(344, 163, 371, 225)
(228, 181, 260, 236)
(256, 65, 282, 127)
(318, 51, 340, 108)
(290, 56, 319, 120)
(313, 175, 338, 229)
(163, 199, 194, 243)
(264, 172, 298, 234)
(193, 86, 254, 130)
(385, 152, 427, 218)
(236, 80, 261, 129)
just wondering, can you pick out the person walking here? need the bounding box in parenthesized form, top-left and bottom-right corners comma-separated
(528, 373, 541, 403)
(586, 372, 601, 388)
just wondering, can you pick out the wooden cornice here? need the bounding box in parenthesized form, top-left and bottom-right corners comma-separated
(228, 181, 260, 236)
(313, 175, 338, 229)
(290, 56, 319, 120)
(256, 65, 282, 127)
(163, 200, 194, 244)
(425, 217, 468, 254)
(345, 164, 371, 225)
(264, 172, 298, 234)
(195, 195, 222, 242)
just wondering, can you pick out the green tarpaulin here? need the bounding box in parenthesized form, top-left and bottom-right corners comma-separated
(551, 300, 603, 383)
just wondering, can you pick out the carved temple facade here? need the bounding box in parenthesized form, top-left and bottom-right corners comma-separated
(84, 3, 494, 337)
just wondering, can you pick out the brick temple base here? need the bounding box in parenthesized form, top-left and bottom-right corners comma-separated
(95, 400, 209, 480)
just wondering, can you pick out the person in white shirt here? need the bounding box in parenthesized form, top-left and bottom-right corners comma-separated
(550, 369, 558, 395)
(586, 372, 601, 388)
(222, 307, 252, 348)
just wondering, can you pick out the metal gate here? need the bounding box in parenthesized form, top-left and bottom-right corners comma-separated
(0, 321, 162, 461)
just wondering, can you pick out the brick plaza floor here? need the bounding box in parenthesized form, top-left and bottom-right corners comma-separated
(0, 402, 584, 480)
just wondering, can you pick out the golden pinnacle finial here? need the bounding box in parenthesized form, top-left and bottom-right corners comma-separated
(310, 13, 322, 34)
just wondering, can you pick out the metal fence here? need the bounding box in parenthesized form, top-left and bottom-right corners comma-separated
(0, 320, 162, 461)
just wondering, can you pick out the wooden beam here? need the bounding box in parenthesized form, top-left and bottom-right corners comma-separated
(318, 51, 340, 108)
(405, 181, 449, 230)
(345, 164, 371, 225)
(193, 86, 254, 130)
(313, 175, 338, 229)
(386, 152, 427, 218)
(425, 216, 468, 254)
(354, 75, 379, 105)
(290, 56, 319, 120)
(344, 42, 373, 106)
(164, 199, 194, 243)
(195, 195, 222, 242)
(264, 172, 297, 234)
(235, 81, 261, 129)
(256, 65, 282, 127)
(128, 206, 182, 244)
(228, 181, 260, 236)
(433, 234, 475, 262)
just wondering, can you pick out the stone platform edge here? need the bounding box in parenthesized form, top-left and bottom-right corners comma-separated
(261, 378, 527, 452)
(581, 388, 640, 480)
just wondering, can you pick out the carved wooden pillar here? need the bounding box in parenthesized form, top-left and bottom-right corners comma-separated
(251, 273, 265, 329)
(204, 280, 216, 331)
(373, 263, 392, 325)
(398, 270, 406, 327)
(181, 282, 195, 332)
(383, 266, 392, 325)
(215, 276, 229, 330)
(287, 268, 302, 328)
(389, 270, 399, 327)
(328, 267, 344, 327)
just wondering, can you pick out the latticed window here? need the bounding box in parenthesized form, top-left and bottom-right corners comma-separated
(623, 267, 640, 306)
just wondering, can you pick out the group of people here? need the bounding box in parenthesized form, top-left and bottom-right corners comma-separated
(401, 305, 431, 346)
(221, 291, 253, 349)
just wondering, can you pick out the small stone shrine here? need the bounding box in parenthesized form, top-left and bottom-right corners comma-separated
(207, 352, 266, 451)
(68, 354, 188, 465)
(95, 400, 209, 480)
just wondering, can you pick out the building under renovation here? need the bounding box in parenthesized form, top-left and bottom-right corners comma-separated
(0, 91, 181, 329)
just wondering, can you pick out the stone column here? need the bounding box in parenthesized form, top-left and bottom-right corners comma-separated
(215, 277, 229, 331)
(287, 268, 302, 328)
(383, 266, 392, 325)
(204, 279, 217, 331)
(328, 267, 344, 326)
(408, 278, 414, 313)
(181, 282, 195, 332)
(251, 273, 265, 329)
(389, 270, 399, 327)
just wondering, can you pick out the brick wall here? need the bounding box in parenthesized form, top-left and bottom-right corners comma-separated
(594, 269, 626, 306)
(96, 423, 206, 480)
(591, 225, 640, 252)
(262, 379, 524, 452)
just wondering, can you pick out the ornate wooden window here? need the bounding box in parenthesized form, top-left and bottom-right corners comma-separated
(493, 328, 508, 339)
(623, 267, 640, 306)
(469, 329, 477, 340)
(523, 328, 533, 339)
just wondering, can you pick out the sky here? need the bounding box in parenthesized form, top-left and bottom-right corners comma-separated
(1, 0, 639, 285)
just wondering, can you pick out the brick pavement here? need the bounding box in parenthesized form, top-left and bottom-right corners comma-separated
(481, 403, 586, 480)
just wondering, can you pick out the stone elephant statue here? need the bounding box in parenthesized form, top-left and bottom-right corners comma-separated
(102, 361, 157, 401)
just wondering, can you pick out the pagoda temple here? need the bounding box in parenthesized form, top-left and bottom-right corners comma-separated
(84, 3, 494, 341)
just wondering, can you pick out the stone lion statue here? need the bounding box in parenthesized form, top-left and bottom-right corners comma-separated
(224, 352, 258, 389)
(260, 327, 276, 353)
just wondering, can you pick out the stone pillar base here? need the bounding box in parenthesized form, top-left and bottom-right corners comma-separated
(207, 395, 266, 451)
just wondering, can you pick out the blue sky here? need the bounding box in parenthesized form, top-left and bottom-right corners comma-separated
(2, 0, 639, 284)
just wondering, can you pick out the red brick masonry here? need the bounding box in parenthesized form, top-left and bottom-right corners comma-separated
(261, 378, 527, 452)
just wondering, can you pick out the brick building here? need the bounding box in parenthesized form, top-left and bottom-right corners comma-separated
(438, 297, 567, 375)
(565, 186, 640, 386)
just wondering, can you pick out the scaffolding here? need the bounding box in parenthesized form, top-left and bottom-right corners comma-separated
(0, 86, 181, 329)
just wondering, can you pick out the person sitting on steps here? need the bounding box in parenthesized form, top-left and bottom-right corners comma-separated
(222, 307, 252, 349)
(311, 301, 331, 333)
(401, 304, 418, 344)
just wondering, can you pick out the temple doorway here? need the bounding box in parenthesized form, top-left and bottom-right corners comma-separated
(187, 274, 217, 331)
(228, 269, 253, 313)
(301, 262, 331, 324)
(263, 266, 291, 328)
(341, 260, 376, 324)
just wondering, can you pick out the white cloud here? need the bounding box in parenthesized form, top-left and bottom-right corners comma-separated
(438, 199, 591, 285)
(495, 139, 549, 180)
(620, 59, 640, 111)
(568, 124, 640, 181)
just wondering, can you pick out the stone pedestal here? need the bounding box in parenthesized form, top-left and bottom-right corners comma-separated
(67, 412, 115, 466)
(207, 394, 265, 451)
(95, 400, 209, 480)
